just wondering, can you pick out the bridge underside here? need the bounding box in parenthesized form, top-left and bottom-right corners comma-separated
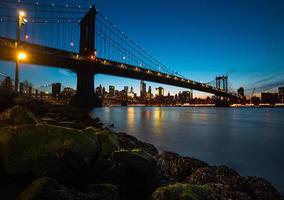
(0, 37, 241, 108)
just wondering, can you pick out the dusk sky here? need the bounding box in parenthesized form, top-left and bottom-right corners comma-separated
(1, 0, 284, 97)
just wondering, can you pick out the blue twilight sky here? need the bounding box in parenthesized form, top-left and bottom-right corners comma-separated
(1, 0, 284, 97)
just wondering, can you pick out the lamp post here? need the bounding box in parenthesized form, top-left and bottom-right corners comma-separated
(15, 10, 27, 92)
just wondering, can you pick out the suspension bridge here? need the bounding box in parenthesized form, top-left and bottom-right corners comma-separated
(0, 1, 242, 107)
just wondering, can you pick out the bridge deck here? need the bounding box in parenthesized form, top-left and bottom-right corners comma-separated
(0, 37, 241, 99)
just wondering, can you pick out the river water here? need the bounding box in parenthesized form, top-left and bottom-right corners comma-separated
(91, 106, 284, 193)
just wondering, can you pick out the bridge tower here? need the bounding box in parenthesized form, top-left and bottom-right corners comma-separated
(71, 5, 101, 108)
(216, 76, 228, 92)
(215, 76, 229, 106)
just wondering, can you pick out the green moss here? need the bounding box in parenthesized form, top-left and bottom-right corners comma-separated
(0, 106, 38, 127)
(0, 124, 100, 176)
(112, 149, 153, 174)
(96, 131, 119, 158)
(19, 177, 73, 200)
(150, 183, 213, 200)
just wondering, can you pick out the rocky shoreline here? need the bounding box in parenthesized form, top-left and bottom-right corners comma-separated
(0, 96, 283, 200)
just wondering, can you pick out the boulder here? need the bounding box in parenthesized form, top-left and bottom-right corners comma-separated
(157, 151, 208, 182)
(214, 166, 242, 189)
(186, 167, 215, 185)
(117, 132, 159, 156)
(0, 124, 100, 183)
(88, 184, 120, 200)
(88, 159, 128, 186)
(112, 149, 154, 174)
(0, 106, 38, 127)
(150, 183, 212, 200)
(19, 177, 120, 200)
(19, 177, 73, 200)
(240, 176, 283, 200)
(96, 130, 120, 158)
(187, 166, 242, 189)
(112, 149, 156, 200)
(207, 183, 252, 200)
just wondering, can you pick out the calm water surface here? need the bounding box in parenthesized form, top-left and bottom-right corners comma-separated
(91, 107, 284, 193)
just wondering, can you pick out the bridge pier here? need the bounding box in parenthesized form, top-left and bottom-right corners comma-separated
(70, 68, 101, 109)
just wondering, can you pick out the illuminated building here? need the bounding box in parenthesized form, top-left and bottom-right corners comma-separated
(1, 76, 12, 91)
(279, 87, 284, 102)
(109, 85, 115, 96)
(140, 80, 146, 98)
(52, 83, 61, 97)
(261, 92, 278, 105)
(237, 87, 245, 97)
(156, 87, 164, 97)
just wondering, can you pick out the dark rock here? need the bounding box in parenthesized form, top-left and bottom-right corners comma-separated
(88, 184, 120, 200)
(214, 166, 242, 189)
(112, 149, 156, 200)
(117, 132, 159, 156)
(96, 130, 120, 158)
(186, 166, 242, 189)
(207, 183, 252, 200)
(186, 167, 215, 185)
(241, 176, 283, 200)
(89, 159, 128, 186)
(19, 177, 73, 200)
(0, 106, 38, 127)
(19, 177, 120, 200)
(0, 181, 22, 200)
(112, 149, 154, 175)
(150, 183, 212, 200)
(157, 151, 208, 182)
(0, 124, 100, 183)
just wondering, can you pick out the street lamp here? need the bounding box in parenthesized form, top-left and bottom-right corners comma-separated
(15, 10, 28, 92)
(18, 52, 27, 61)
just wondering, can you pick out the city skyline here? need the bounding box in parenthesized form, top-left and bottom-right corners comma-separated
(1, 0, 284, 97)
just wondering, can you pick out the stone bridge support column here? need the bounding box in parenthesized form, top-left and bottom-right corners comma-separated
(70, 68, 101, 108)
(70, 5, 101, 109)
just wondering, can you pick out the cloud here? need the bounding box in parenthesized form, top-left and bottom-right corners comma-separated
(254, 80, 284, 93)
(254, 72, 284, 84)
(58, 69, 72, 76)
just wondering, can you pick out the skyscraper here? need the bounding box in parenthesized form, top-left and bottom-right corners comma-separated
(238, 87, 245, 97)
(148, 86, 152, 99)
(156, 87, 164, 97)
(124, 86, 129, 94)
(52, 83, 61, 97)
(279, 87, 284, 102)
(109, 85, 115, 96)
(140, 80, 146, 98)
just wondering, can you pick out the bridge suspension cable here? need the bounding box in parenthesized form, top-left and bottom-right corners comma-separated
(95, 12, 186, 78)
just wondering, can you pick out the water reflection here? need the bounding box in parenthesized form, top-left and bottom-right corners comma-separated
(127, 107, 135, 129)
(92, 107, 284, 194)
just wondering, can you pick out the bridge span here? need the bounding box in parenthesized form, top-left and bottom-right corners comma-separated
(0, 3, 242, 107)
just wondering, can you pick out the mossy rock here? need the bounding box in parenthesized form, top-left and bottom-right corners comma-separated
(96, 130, 119, 158)
(19, 177, 73, 200)
(0, 106, 38, 127)
(112, 149, 153, 174)
(0, 124, 100, 181)
(150, 183, 212, 200)
(19, 177, 120, 200)
(88, 183, 119, 200)
(112, 149, 156, 199)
